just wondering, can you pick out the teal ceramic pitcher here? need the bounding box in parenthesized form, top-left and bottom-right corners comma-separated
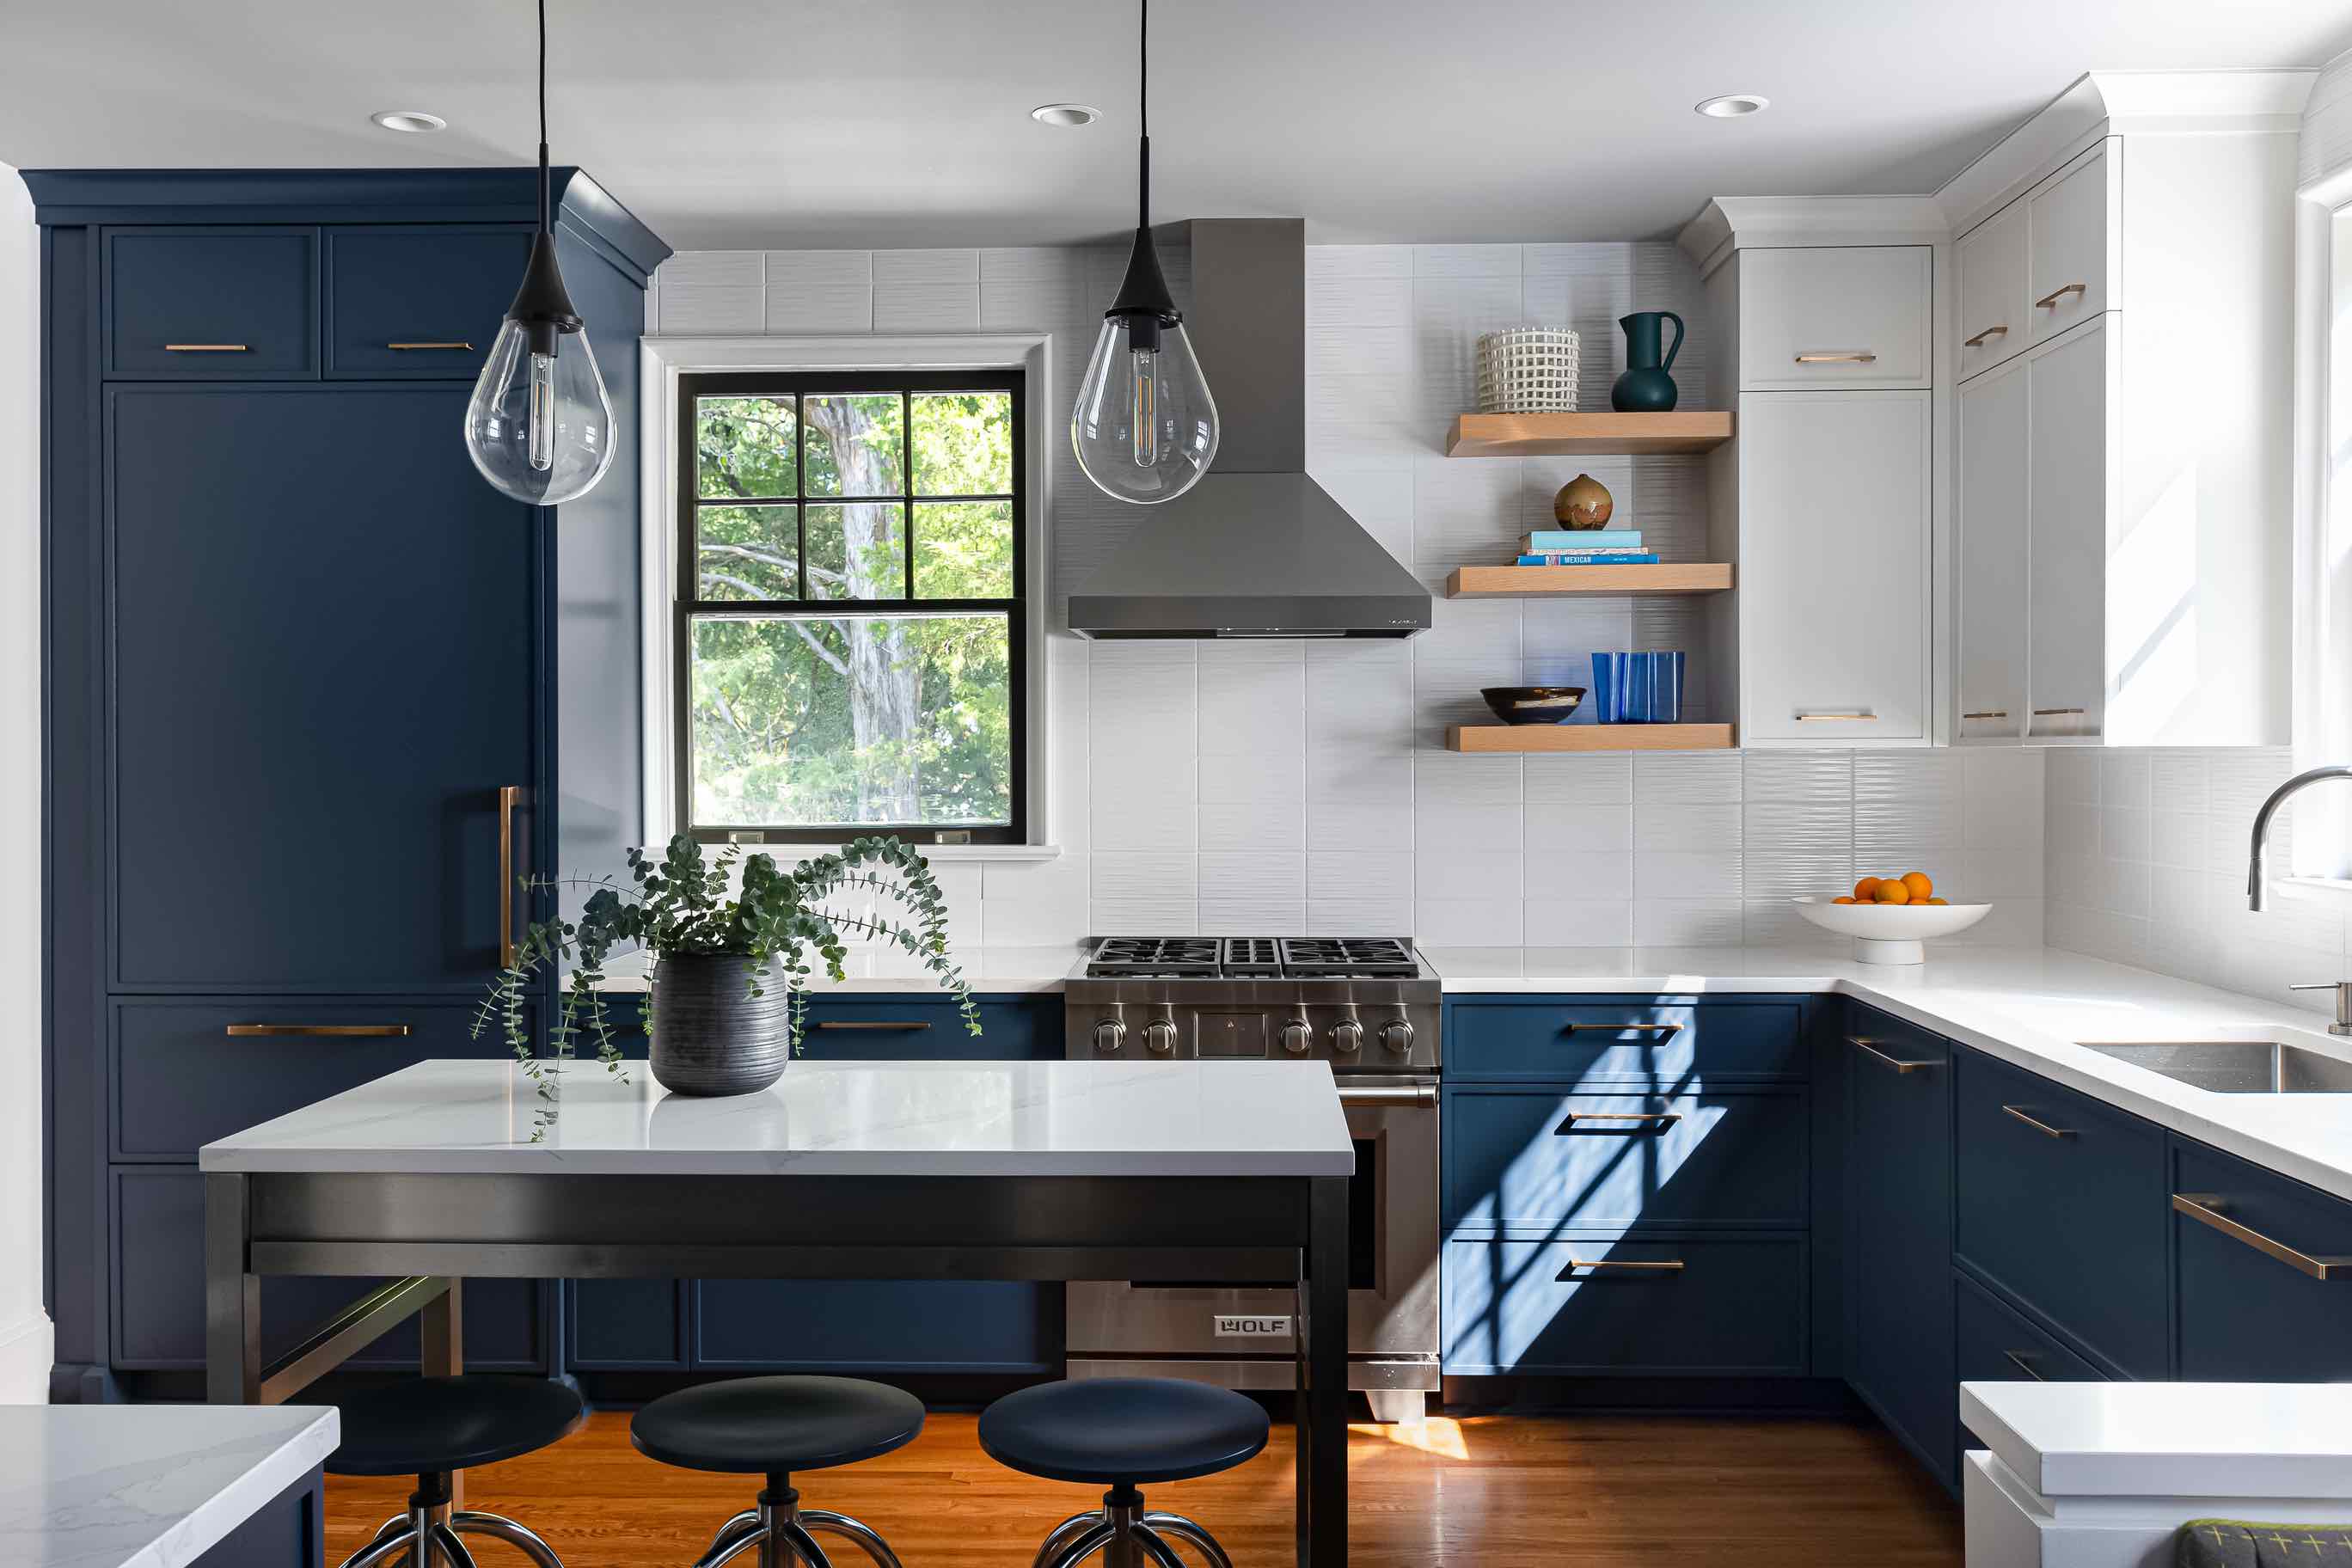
(1612, 310, 1684, 412)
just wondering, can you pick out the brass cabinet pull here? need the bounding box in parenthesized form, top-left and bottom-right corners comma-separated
(2172, 1193, 2352, 1281)
(2002, 1350, 2046, 1381)
(1556, 1110, 1682, 1133)
(387, 341, 475, 351)
(812, 1020, 935, 1031)
(1564, 1021, 1681, 1037)
(1963, 710, 2011, 720)
(1559, 1258, 1686, 1276)
(2035, 282, 2089, 310)
(498, 785, 522, 971)
(1793, 351, 1878, 364)
(1963, 326, 2010, 348)
(1849, 1037, 1936, 1073)
(2002, 1105, 2074, 1139)
(1796, 710, 1875, 721)
(225, 1024, 413, 1038)
(2033, 707, 2087, 718)
(164, 343, 249, 352)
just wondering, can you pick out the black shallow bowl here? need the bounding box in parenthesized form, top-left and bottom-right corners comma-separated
(1481, 686, 1586, 725)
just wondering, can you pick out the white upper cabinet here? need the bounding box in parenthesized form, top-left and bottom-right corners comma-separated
(1736, 390, 1931, 744)
(1736, 247, 1932, 391)
(2023, 321, 2110, 743)
(1956, 358, 2030, 741)
(1955, 200, 2028, 381)
(2025, 142, 2115, 348)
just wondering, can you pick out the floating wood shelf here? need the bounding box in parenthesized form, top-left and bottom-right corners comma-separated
(1444, 410, 1735, 458)
(1446, 562, 1735, 598)
(1447, 722, 1736, 753)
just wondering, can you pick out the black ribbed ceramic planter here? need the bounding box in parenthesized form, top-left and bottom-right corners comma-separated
(648, 952, 792, 1096)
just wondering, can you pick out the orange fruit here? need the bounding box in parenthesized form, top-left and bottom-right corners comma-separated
(1926, 897, 1949, 906)
(1902, 871, 1933, 901)
(1876, 880, 1912, 905)
(1853, 877, 1881, 901)
(1832, 895, 1856, 905)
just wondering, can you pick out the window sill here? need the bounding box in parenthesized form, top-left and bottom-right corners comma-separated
(705, 842, 1065, 864)
(2275, 876, 2352, 908)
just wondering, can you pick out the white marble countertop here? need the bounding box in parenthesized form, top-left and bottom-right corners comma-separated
(0, 1404, 338, 1568)
(1961, 1380, 2352, 1499)
(1426, 945, 2352, 1204)
(199, 1058, 1355, 1178)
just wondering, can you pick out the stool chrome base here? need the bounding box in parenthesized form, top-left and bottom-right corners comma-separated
(690, 1479, 906, 1568)
(337, 1477, 563, 1568)
(1032, 1487, 1236, 1568)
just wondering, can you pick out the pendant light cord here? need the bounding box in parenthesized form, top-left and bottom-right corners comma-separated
(536, 0, 551, 234)
(1136, 0, 1150, 227)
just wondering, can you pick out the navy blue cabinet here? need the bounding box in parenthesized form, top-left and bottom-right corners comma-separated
(192, 1468, 323, 1568)
(2172, 1139, 2352, 1382)
(324, 225, 532, 379)
(104, 226, 318, 378)
(1841, 1003, 1954, 1484)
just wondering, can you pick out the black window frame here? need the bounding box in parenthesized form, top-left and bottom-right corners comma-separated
(674, 367, 1028, 847)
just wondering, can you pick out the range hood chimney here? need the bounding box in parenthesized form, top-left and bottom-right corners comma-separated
(1068, 219, 1432, 640)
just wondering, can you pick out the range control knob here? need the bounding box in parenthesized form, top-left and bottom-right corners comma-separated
(1280, 1019, 1314, 1056)
(1093, 1019, 1127, 1054)
(1379, 1020, 1416, 1056)
(1144, 1019, 1179, 1055)
(1331, 1020, 1363, 1054)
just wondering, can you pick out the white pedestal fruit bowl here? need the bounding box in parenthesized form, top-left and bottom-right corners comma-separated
(1791, 897, 1993, 965)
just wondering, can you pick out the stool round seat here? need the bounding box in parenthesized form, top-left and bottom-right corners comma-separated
(631, 1375, 925, 1474)
(327, 1375, 585, 1477)
(978, 1378, 1270, 1485)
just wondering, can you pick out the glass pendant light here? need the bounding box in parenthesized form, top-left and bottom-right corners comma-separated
(1071, 0, 1219, 505)
(463, 0, 616, 506)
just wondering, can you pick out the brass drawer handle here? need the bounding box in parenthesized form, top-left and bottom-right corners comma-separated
(163, 343, 249, 352)
(2002, 1350, 2046, 1381)
(225, 1024, 413, 1038)
(2172, 1193, 2352, 1281)
(1555, 1110, 1681, 1133)
(1563, 1022, 1681, 1036)
(1559, 1258, 1685, 1276)
(812, 1020, 935, 1031)
(1963, 326, 2010, 348)
(2033, 707, 2087, 717)
(1849, 1037, 1936, 1073)
(2035, 282, 2089, 310)
(1793, 352, 1877, 364)
(2001, 1105, 2074, 1139)
(1963, 710, 2010, 720)
(498, 785, 523, 971)
(387, 340, 475, 351)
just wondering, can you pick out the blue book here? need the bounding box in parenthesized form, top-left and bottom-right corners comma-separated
(1518, 552, 1659, 566)
(1524, 530, 1642, 552)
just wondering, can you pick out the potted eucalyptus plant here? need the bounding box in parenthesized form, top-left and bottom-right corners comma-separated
(476, 833, 978, 1098)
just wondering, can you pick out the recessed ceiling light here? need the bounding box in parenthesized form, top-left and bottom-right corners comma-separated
(1031, 103, 1101, 128)
(1694, 94, 1769, 119)
(371, 110, 448, 134)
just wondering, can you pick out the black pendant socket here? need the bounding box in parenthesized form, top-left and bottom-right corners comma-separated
(1106, 224, 1179, 349)
(506, 230, 584, 357)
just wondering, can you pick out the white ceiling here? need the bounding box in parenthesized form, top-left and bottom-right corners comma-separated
(3, 0, 2349, 250)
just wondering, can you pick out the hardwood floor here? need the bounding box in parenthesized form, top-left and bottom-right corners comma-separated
(323, 1409, 1962, 1566)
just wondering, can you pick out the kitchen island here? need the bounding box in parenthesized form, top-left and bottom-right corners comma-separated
(199, 1057, 1355, 1568)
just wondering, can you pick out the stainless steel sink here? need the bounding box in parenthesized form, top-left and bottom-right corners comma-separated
(2080, 1039, 2352, 1093)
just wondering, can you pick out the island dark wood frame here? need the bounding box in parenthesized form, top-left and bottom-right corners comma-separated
(207, 1169, 1350, 1568)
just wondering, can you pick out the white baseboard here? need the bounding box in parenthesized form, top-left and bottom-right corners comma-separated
(0, 1312, 54, 1403)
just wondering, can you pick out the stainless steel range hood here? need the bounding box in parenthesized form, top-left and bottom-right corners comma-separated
(1069, 219, 1432, 640)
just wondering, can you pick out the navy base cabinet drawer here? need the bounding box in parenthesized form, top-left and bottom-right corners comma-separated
(569, 1279, 687, 1370)
(193, 1468, 322, 1568)
(1447, 1000, 1805, 1083)
(797, 995, 1056, 1057)
(1442, 1236, 1807, 1375)
(115, 1000, 528, 1161)
(695, 1280, 1052, 1373)
(113, 1167, 542, 1371)
(105, 227, 317, 378)
(1956, 1269, 2103, 1401)
(1445, 1087, 1807, 1233)
(2174, 1140, 2352, 1381)
(1955, 1048, 2166, 1377)
(326, 225, 530, 379)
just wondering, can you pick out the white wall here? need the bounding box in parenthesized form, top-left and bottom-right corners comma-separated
(0, 162, 51, 1400)
(647, 243, 2047, 954)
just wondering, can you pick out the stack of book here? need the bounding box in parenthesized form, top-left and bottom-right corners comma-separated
(1516, 530, 1657, 566)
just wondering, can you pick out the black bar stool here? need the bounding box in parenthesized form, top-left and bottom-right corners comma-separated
(978, 1377, 1267, 1568)
(328, 1375, 585, 1568)
(630, 1375, 923, 1568)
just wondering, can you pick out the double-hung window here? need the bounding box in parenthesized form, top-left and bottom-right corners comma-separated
(675, 370, 1026, 845)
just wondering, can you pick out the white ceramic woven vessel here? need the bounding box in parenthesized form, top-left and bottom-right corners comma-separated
(1476, 328, 1579, 413)
(1790, 897, 1993, 965)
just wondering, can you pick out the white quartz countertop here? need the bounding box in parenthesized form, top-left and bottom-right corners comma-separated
(199, 1058, 1355, 1178)
(1425, 945, 2352, 1204)
(1960, 1381, 2352, 1499)
(0, 1404, 338, 1568)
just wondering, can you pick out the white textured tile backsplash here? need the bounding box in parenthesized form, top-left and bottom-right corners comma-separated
(650, 240, 2047, 952)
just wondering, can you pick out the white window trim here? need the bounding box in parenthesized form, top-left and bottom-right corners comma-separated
(636, 332, 1060, 860)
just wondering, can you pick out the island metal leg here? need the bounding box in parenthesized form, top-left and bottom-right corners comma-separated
(205, 1173, 261, 1405)
(1295, 1175, 1347, 1568)
(422, 1277, 465, 1506)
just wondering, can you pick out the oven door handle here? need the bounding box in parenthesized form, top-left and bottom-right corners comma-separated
(1336, 1084, 1439, 1108)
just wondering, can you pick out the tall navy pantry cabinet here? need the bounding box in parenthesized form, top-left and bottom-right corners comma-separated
(28, 169, 671, 1401)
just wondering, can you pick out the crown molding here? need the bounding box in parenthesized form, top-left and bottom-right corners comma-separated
(1675, 194, 1949, 275)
